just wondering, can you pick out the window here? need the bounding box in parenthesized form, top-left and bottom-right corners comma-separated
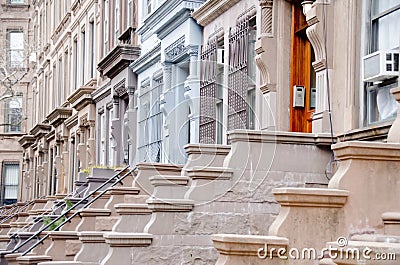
(99, 112, 106, 165)
(7, 30, 24, 69)
(104, 0, 109, 55)
(371, 0, 400, 52)
(247, 28, 257, 130)
(58, 56, 63, 105)
(9, 0, 24, 4)
(146, 0, 152, 15)
(108, 109, 114, 166)
(1, 162, 19, 205)
(73, 38, 78, 90)
(64, 50, 69, 96)
(364, 0, 400, 124)
(138, 78, 163, 162)
(5, 97, 22, 133)
(81, 30, 86, 85)
(127, 0, 133, 26)
(89, 21, 95, 78)
(114, 0, 120, 46)
(227, 15, 257, 132)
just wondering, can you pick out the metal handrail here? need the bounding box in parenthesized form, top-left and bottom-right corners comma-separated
(3, 165, 132, 256)
(0, 203, 20, 221)
(0, 199, 37, 225)
(20, 166, 135, 256)
(9, 180, 91, 239)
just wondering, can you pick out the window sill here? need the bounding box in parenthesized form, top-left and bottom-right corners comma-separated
(1, 3, 29, 10)
(337, 120, 394, 142)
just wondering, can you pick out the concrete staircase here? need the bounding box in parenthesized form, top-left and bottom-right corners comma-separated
(211, 141, 400, 264)
(1, 130, 335, 265)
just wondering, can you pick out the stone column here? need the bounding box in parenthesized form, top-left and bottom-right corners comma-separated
(124, 86, 137, 165)
(184, 46, 200, 144)
(87, 121, 96, 167)
(111, 96, 120, 165)
(161, 62, 173, 163)
(77, 128, 87, 171)
(61, 136, 70, 193)
(256, 0, 277, 130)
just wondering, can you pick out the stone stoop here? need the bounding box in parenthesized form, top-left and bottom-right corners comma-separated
(210, 141, 400, 265)
(322, 235, 400, 265)
(212, 234, 288, 265)
(99, 175, 192, 265)
(382, 212, 400, 236)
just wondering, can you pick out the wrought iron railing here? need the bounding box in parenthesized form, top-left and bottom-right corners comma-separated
(14, 165, 135, 256)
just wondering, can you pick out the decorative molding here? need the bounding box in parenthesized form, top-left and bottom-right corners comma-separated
(165, 36, 186, 62)
(130, 43, 161, 74)
(137, 0, 204, 41)
(30, 123, 52, 138)
(64, 113, 79, 130)
(156, 9, 192, 40)
(228, 130, 333, 145)
(18, 135, 35, 149)
(67, 86, 96, 111)
(98, 45, 141, 79)
(259, 0, 273, 35)
(192, 0, 241, 26)
(92, 82, 112, 103)
(46, 108, 73, 127)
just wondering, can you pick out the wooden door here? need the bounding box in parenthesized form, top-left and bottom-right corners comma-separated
(290, 2, 315, 133)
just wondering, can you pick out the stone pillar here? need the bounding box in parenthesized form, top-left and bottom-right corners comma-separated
(77, 128, 87, 172)
(184, 46, 200, 144)
(87, 121, 96, 167)
(111, 96, 120, 166)
(61, 136, 70, 193)
(124, 86, 137, 165)
(161, 62, 173, 163)
(256, 0, 277, 130)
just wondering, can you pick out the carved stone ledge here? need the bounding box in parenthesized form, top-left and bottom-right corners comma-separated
(103, 232, 153, 247)
(212, 234, 288, 256)
(146, 198, 194, 212)
(67, 86, 95, 111)
(98, 45, 140, 79)
(18, 135, 35, 149)
(46, 108, 73, 127)
(186, 166, 233, 180)
(114, 203, 152, 215)
(30, 123, 52, 138)
(273, 188, 349, 208)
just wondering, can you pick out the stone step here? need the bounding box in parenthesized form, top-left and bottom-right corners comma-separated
(382, 212, 400, 236)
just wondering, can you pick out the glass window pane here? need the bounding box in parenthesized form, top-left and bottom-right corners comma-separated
(373, 0, 400, 16)
(373, 9, 400, 51)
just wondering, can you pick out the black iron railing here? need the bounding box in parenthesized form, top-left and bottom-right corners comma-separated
(18, 165, 135, 256)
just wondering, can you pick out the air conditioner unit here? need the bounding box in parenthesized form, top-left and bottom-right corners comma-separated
(363, 50, 399, 83)
(217, 49, 224, 64)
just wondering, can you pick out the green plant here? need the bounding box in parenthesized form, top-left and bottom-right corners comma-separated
(42, 216, 66, 231)
(80, 165, 118, 174)
(65, 199, 73, 210)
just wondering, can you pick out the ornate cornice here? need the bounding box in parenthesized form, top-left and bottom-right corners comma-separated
(67, 87, 96, 111)
(18, 135, 35, 149)
(192, 0, 241, 26)
(137, 0, 204, 41)
(30, 123, 52, 138)
(46, 107, 73, 127)
(130, 43, 161, 74)
(98, 45, 141, 79)
(64, 113, 79, 130)
(92, 82, 112, 103)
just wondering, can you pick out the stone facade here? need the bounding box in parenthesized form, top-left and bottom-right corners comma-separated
(0, 0, 399, 265)
(0, 0, 33, 205)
